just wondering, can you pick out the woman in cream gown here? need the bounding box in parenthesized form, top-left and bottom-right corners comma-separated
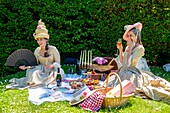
(7, 20, 65, 88)
(107, 22, 170, 103)
(25, 44, 63, 86)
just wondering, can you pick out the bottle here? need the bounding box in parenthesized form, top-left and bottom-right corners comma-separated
(56, 68, 61, 87)
(68, 68, 73, 74)
(76, 64, 81, 75)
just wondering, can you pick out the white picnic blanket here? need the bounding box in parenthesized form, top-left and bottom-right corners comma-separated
(28, 82, 74, 105)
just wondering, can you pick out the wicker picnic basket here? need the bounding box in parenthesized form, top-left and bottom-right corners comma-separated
(92, 64, 114, 72)
(96, 72, 134, 108)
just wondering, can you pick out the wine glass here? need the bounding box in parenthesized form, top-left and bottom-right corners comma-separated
(114, 38, 122, 57)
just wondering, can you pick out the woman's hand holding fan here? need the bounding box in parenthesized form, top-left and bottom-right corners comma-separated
(5, 49, 37, 68)
(19, 65, 35, 70)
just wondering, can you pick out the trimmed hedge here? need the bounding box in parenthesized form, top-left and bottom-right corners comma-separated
(0, 0, 169, 76)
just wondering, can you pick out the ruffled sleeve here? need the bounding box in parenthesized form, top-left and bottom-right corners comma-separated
(34, 47, 41, 64)
(131, 45, 145, 67)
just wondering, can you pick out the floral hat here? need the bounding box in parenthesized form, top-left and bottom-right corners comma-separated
(123, 22, 142, 41)
(33, 19, 49, 40)
(69, 86, 97, 105)
(70, 86, 109, 106)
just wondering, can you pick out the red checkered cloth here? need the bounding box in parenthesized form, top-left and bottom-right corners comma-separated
(79, 92, 105, 112)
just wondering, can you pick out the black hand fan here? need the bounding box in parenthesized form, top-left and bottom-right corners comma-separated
(5, 49, 38, 66)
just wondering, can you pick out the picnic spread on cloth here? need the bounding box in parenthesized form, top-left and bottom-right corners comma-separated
(5, 51, 170, 112)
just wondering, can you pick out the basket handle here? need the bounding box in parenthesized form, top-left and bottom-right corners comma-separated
(105, 72, 122, 101)
(108, 58, 114, 65)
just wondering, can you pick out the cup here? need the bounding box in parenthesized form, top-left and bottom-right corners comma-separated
(117, 38, 122, 45)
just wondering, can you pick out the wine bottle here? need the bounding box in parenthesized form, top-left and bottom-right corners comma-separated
(56, 68, 61, 87)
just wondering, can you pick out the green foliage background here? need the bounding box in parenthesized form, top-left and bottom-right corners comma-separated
(0, 0, 169, 76)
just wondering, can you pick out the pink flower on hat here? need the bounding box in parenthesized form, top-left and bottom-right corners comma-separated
(82, 91, 87, 97)
(37, 25, 43, 29)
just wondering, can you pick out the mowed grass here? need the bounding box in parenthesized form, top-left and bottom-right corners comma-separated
(0, 66, 170, 113)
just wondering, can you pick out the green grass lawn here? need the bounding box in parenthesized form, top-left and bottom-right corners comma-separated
(0, 66, 170, 113)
